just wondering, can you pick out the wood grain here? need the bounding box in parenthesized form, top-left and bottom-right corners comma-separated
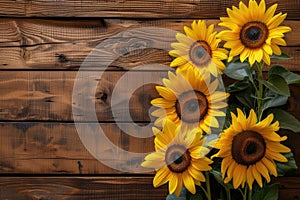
(0, 177, 299, 200)
(0, 122, 156, 174)
(0, 71, 163, 122)
(0, 0, 299, 19)
(1, 71, 300, 122)
(0, 176, 168, 200)
(0, 122, 299, 175)
(0, 19, 298, 70)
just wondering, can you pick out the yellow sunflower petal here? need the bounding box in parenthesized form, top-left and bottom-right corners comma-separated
(252, 164, 263, 188)
(153, 166, 171, 188)
(256, 161, 271, 183)
(261, 157, 278, 176)
(247, 165, 255, 190)
(183, 171, 196, 194)
(169, 173, 179, 194)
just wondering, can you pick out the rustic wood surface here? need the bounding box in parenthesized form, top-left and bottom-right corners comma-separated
(0, 177, 168, 200)
(0, 0, 299, 19)
(0, 122, 298, 175)
(0, 71, 299, 122)
(0, 19, 299, 71)
(0, 0, 300, 199)
(0, 122, 156, 174)
(0, 177, 298, 200)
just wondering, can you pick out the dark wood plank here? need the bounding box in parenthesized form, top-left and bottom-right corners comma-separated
(0, 176, 299, 200)
(0, 122, 299, 175)
(0, 0, 299, 19)
(1, 71, 300, 122)
(0, 19, 299, 70)
(0, 122, 156, 174)
(0, 71, 162, 122)
(0, 176, 168, 200)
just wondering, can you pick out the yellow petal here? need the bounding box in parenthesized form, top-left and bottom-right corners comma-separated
(168, 173, 179, 194)
(156, 86, 177, 101)
(247, 165, 255, 190)
(252, 164, 263, 188)
(153, 166, 171, 187)
(256, 162, 271, 183)
(261, 157, 278, 176)
(183, 171, 196, 194)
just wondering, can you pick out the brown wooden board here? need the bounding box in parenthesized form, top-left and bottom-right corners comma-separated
(0, 176, 299, 200)
(0, 122, 156, 174)
(0, 0, 299, 19)
(0, 19, 299, 70)
(0, 176, 168, 200)
(0, 122, 299, 175)
(1, 71, 300, 122)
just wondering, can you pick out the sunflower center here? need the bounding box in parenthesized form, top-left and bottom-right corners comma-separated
(189, 40, 212, 67)
(165, 144, 191, 173)
(175, 90, 208, 123)
(232, 130, 266, 166)
(240, 21, 269, 49)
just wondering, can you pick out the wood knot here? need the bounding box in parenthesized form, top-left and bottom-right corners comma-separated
(55, 53, 69, 63)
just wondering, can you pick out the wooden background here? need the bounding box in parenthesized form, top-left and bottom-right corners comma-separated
(0, 0, 300, 199)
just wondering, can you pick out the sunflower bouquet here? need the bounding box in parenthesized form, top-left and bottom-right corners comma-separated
(141, 0, 299, 199)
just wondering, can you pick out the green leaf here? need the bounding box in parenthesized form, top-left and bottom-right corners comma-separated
(223, 61, 251, 80)
(262, 91, 288, 111)
(268, 108, 300, 132)
(262, 74, 290, 96)
(268, 65, 300, 84)
(210, 170, 233, 190)
(270, 53, 292, 60)
(252, 184, 278, 200)
(227, 80, 250, 93)
(276, 152, 298, 176)
(188, 194, 204, 200)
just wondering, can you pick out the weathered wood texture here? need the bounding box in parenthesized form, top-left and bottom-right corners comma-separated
(0, 122, 299, 175)
(0, 71, 164, 122)
(0, 177, 168, 200)
(0, 71, 300, 122)
(0, 0, 299, 19)
(0, 122, 156, 174)
(0, 19, 299, 71)
(0, 177, 299, 200)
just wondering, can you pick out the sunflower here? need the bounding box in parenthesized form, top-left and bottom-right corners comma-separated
(141, 119, 213, 196)
(151, 68, 229, 134)
(218, 0, 291, 66)
(169, 20, 228, 77)
(212, 108, 291, 189)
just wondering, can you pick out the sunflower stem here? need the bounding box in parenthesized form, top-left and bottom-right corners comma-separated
(205, 171, 212, 200)
(247, 186, 252, 200)
(255, 62, 264, 121)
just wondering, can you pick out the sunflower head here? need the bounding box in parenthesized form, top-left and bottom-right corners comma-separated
(151, 68, 229, 134)
(212, 108, 291, 190)
(218, 0, 291, 66)
(141, 119, 213, 196)
(169, 20, 228, 77)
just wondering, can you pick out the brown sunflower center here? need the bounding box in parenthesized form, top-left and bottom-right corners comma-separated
(189, 40, 212, 67)
(165, 144, 191, 173)
(240, 21, 269, 49)
(232, 130, 266, 166)
(175, 90, 208, 123)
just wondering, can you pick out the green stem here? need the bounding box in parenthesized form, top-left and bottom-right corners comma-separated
(248, 187, 252, 200)
(205, 172, 211, 200)
(226, 188, 231, 200)
(256, 62, 264, 121)
(243, 186, 248, 200)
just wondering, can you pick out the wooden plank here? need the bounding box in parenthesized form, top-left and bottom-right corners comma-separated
(0, 0, 299, 19)
(1, 71, 300, 122)
(0, 45, 299, 71)
(0, 177, 299, 200)
(0, 176, 168, 200)
(0, 122, 299, 175)
(0, 19, 299, 47)
(0, 71, 163, 122)
(0, 19, 299, 70)
(0, 122, 156, 174)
